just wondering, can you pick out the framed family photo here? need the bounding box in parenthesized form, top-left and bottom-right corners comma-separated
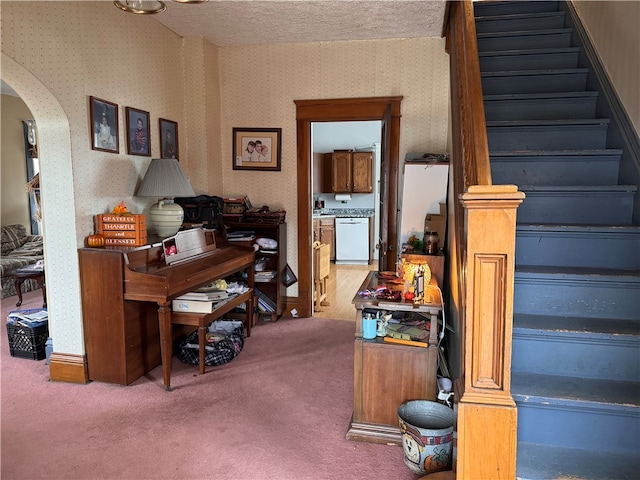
(90, 96, 119, 153)
(159, 118, 179, 159)
(125, 107, 151, 156)
(233, 127, 282, 171)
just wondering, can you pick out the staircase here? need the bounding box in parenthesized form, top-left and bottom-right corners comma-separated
(473, 1, 640, 478)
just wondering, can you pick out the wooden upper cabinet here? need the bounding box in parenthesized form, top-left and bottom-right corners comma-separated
(332, 150, 352, 193)
(328, 150, 373, 193)
(352, 152, 373, 193)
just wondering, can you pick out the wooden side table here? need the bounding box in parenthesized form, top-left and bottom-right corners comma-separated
(8, 266, 46, 308)
(348, 270, 442, 445)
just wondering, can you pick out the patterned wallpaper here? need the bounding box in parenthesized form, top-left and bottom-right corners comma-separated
(1, 1, 189, 354)
(1, 1, 448, 355)
(572, 1, 640, 134)
(218, 37, 450, 287)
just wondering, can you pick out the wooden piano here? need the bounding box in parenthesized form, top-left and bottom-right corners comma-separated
(78, 232, 255, 390)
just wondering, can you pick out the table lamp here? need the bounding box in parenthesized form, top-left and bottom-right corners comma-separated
(135, 158, 195, 237)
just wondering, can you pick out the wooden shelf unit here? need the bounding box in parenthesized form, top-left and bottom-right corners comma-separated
(227, 222, 287, 322)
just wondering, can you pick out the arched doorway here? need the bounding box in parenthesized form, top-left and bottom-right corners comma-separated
(2, 53, 85, 382)
(295, 97, 403, 319)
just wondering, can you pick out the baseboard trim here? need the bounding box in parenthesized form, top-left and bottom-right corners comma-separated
(283, 295, 299, 317)
(48, 352, 89, 384)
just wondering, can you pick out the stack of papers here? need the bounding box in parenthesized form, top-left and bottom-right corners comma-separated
(227, 231, 255, 242)
(255, 271, 276, 282)
(172, 292, 236, 314)
(386, 323, 429, 342)
(7, 309, 48, 327)
(175, 290, 228, 302)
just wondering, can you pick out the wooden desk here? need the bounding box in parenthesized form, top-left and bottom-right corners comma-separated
(347, 271, 442, 445)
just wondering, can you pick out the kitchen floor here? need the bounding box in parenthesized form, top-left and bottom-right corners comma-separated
(313, 262, 376, 321)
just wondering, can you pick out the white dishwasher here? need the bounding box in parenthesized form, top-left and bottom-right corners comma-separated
(335, 217, 369, 264)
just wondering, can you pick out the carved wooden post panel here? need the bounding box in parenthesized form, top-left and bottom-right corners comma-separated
(457, 185, 524, 480)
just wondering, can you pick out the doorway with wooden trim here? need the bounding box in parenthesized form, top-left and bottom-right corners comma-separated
(295, 96, 403, 319)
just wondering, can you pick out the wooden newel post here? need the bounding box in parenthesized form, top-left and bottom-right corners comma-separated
(457, 185, 525, 479)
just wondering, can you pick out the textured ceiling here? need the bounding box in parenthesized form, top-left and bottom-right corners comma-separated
(152, 0, 447, 47)
(0, 1, 446, 96)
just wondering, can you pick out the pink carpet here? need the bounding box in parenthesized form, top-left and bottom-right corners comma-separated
(1, 290, 416, 480)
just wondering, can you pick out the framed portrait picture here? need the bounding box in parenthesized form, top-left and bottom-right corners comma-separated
(233, 127, 282, 171)
(90, 96, 119, 153)
(159, 118, 179, 159)
(125, 107, 151, 156)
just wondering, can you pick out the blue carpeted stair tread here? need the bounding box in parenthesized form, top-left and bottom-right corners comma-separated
(513, 313, 640, 336)
(490, 148, 622, 156)
(516, 442, 640, 480)
(486, 118, 609, 126)
(484, 90, 597, 101)
(480, 47, 579, 58)
(476, 11, 566, 23)
(477, 28, 573, 39)
(516, 265, 640, 277)
(518, 184, 636, 192)
(482, 68, 588, 77)
(511, 372, 640, 408)
(516, 223, 640, 232)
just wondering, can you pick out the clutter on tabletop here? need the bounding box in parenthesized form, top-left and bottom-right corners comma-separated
(195, 279, 228, 292)
(403, 234, 423, 253)
(356, 260, 434, 304)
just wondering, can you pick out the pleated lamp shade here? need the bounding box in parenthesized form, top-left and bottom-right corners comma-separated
(135, 158, 195, 237)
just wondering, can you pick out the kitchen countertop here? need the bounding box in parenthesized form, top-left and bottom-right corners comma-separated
(313, 208, 374, 219)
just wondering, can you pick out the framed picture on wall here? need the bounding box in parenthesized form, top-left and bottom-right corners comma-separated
(233, 127, 282, 171)
(125, 107, 151, 156)
(89, 96, 119, 153)
(159, 118, 179, 159)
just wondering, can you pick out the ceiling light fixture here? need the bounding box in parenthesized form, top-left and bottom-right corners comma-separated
(113, 1, 167, 15)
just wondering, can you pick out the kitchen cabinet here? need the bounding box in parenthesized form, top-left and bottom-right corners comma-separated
(313, 217, 335, 261)
(347, 271, 442, 445)
(351, 152, 374, 193)
(326, 150, 373, 194)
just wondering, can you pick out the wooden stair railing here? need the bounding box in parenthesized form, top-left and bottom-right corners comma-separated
(443, 1, 525, 478)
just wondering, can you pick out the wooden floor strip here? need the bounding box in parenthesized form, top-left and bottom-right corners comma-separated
(313, 263, 376, 321)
